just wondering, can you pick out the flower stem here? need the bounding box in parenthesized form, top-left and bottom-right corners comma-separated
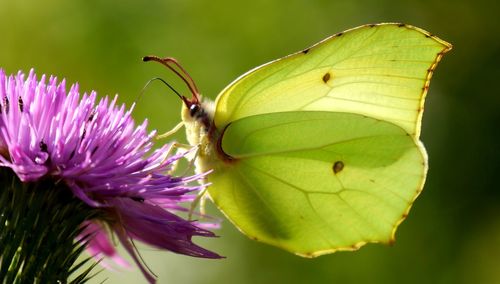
(0, 168, 100, 283)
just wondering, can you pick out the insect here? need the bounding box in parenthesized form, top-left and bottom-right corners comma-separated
(144, 23, 451, 257)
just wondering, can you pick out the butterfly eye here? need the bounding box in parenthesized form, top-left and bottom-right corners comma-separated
(189, 104, 200, 117)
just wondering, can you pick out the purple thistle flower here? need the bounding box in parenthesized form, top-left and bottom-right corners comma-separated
(0, 69, 221, 283)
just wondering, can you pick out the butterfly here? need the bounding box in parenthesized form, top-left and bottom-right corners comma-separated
(144, 23, 451, 257)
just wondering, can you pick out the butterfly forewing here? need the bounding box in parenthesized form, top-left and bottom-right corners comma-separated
(214, 24, 451, 138)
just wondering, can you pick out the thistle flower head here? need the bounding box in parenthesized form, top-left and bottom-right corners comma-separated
(0, 69, 220, 283)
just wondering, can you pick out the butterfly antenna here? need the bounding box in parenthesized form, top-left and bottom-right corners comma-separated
(143, 56, 201, 104)
(136, 77, 186, 105)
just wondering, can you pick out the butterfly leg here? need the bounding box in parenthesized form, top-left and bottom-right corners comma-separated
(179, 144, 201, 176)
(156, 121, 184, 140)
(159, 142, 193, 174)
(158, 141, 208, 221)
(182, 144, 212, 220)
(188, 184, 209, 220)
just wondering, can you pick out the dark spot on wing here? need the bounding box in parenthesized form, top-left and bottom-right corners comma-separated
(397, 23, 405, 27)
(302, 48, 310, 54)
(322, 72, 331, 83)
(368, 24, 376, 28)
(336, 32, 344, 37)
(333, 161, 344, 174)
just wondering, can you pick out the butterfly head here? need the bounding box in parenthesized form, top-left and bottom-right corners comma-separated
(143, 55, 214, 129)
(181, 97, 214, 134)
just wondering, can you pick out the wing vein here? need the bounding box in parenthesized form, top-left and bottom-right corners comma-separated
(233, 133, 408, 159)
(241, 161, 348, 245)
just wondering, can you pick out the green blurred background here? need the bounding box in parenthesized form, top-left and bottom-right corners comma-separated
(0, 0, 498, 283)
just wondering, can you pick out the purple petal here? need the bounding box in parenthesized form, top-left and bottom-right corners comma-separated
(0, 69, 221, 282)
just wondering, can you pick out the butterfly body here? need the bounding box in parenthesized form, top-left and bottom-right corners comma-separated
(176, 23, 451, 257)
(181, 100, 216, 171)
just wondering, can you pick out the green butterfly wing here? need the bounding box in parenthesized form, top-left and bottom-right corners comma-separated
(214, 24, 451, 138)
(209, 111, 425, 256)
(205, 23, 451, 256)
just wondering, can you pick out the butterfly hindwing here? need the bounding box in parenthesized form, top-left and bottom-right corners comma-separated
(209, 111, 426, 256)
